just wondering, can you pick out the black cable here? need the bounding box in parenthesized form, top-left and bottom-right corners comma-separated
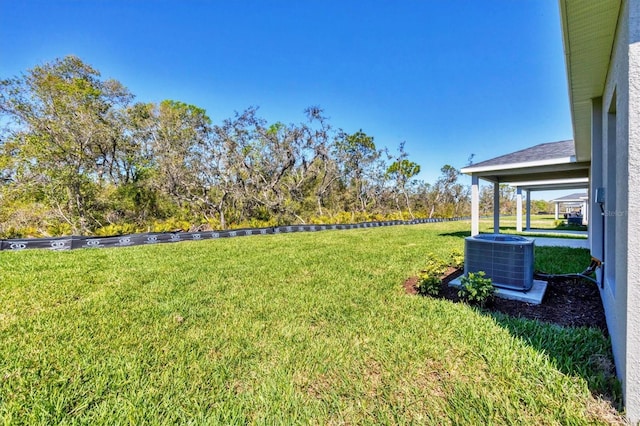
(534, 256, 602, 286)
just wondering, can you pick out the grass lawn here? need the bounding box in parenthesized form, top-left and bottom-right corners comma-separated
(0, 221, 620, 424)
(483, 214, 589, 238)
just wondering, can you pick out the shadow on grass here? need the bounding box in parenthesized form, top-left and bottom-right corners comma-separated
(410, 264, 621, 410)
(555, 225, 589, 232)
(438, 230, 471, 239)
(488, 311, 623, 411)
(437, 228, 587, 240)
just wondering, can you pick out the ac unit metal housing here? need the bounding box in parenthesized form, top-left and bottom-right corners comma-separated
(464, 234, 535, 291)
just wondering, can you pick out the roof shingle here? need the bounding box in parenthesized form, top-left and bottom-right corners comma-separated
(469, 140, 575, 168)
(550, 192, 588, 202)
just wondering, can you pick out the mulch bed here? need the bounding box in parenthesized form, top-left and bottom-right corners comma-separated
(404, 267, 608, 334)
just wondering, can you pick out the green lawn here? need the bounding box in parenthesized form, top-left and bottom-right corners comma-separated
(0, 221, 620, 424)
(484, 214, 589, 238)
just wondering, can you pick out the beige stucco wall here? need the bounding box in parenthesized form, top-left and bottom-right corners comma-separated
(596, 0, 640, 421)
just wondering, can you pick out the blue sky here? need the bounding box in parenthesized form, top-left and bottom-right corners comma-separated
(0, 1, 573, 199)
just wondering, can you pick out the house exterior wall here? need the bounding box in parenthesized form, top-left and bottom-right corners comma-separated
(626, 0, 640, 420)
(593, 0, 640, 420)
(600, 0, 625, 381)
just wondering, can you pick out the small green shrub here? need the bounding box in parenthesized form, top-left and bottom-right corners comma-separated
(94, 223, 139, 237)
(201, 218, 221, 231)
(18, 226, 42, 238)
(458, 271, 495, 307)
(449, 248, 464, 269)
(46, 222, 73, 237)
(0, 226, 44, 239)
(331, 211, 354, 224)
(0, 226, 23, 239)
(416, 254, 447, 296)
(416, 270, 441, 296)
(309, 215, 332, 225)
(152, 218, 191, 233)
(230, 218, 278, 230)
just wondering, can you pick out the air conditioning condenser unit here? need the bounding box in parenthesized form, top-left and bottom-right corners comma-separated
(464, 234, 535, 291)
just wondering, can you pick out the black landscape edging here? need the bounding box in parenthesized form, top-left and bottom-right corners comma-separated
(0, 217, 469, 252)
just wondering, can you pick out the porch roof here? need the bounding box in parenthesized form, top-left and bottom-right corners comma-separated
(460, 140, 590, 186)
(550, 192, 589, 203)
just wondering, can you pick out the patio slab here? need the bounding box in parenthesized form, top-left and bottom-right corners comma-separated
(449, 277, 548, 305)
(529, 237, 589, 248)
(522, 228, 587, 236)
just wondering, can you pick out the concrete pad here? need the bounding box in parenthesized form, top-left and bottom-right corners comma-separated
(523, 229, 587, 236)
(531, 237, 589, 249)
(449, 277, 548, 305)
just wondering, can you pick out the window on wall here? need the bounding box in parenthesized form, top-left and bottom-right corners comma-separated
(605, 90, 617, 295)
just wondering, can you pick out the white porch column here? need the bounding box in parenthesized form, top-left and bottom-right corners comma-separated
(582, 200, 588, 225)
(554, 202, 559, 220)
(493, 182, 500, 233)
(471, 175, 480, 236)
(516, 187, 523, 232)
(526, 189, 532, 231)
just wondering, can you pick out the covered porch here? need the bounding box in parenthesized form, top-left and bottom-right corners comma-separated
(460, 140, 590, 237)
(549, 192, 589, 225)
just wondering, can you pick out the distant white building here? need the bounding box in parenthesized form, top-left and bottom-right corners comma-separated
(462, 140, 589, 234)
(549, 192, 588, 224)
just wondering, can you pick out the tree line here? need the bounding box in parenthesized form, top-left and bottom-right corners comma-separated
(0, 56, 538, 238)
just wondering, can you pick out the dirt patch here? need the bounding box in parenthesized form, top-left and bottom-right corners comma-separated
(405, 268, 608, 334)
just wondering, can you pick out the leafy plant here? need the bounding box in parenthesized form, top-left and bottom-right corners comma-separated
(449, 248, 464, 269)
(94, 223, 139, 237)
(416, 253, 447, 296)
(152, 218, 191, 233)
(0, 226, 23, 239)
(416, 270, 441, 296)
(458, 271, 495, 307)
(46, 222, 73, 237)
